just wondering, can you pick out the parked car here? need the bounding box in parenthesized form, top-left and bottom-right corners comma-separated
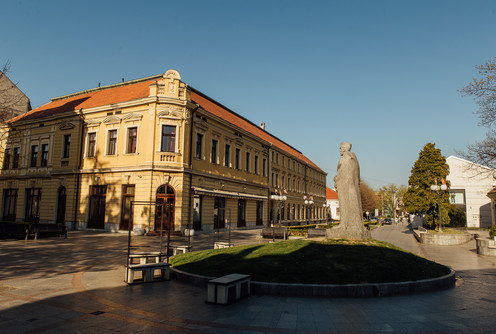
(383, 218, 392, 225)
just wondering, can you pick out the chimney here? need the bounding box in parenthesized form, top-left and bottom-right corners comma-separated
(260, 122, 266, 130)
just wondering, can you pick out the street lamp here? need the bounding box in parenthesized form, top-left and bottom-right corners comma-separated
(304, 196, 314, 224)
(270, 194, 287, 226)
(430, 179, 447, 232)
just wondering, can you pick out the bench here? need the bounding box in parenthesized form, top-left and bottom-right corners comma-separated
(167, 245, 192, 255)
(129, 252, 162, 264)
(125, 262, 170, 284)
(0, 222, 28, 238)
(306, 228, 327, 238)
(214, 241, 234, 249)
(207, 273, 251, 304)
(261, 227, 288, 240)
(25, 223, 67, 240)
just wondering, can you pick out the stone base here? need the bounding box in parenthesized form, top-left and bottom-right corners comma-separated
(325, 225, 371, 240)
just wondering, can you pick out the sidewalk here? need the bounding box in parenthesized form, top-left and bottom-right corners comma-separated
(0, 225, 496, 333)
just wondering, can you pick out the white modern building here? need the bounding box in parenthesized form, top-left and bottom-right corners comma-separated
(446, 156, 496, 228)
(326, 187, 340, 221)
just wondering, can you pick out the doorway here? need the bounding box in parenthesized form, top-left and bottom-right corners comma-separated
(56, 186, 66, 225)
(155, 185, 175, 231)
(88, 185, 107, 229)
(120, 185, 135, 231)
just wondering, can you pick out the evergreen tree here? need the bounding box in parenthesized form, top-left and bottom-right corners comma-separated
(403, 143, 450, 228)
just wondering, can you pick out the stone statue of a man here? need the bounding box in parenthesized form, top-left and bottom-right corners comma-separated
(326, 142, 371, 240)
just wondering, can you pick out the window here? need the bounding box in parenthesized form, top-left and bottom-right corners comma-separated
(161, 125, 175, 152)
(245, 152, 250, 172)
(237, 199, 246, 227)
(272, 172, 275, 187)
(12, 147, 20, 168)
(256, 200, 263, 225)
(40, 144, 49, 166)
(276, 153, 279, 164)
(3, 149, 10, 169)
(195, 133, 203, 159)
(30, 145, 38, 167)
(63, 134, 71, 158)
(254, 155, 259, 174)
(107, 130, 117, 155)
(263, 158, 267, 176)
(214, 197, 225, 229)
(127, 127, 137, 154)
(25, 188, 41, 223)
(224, 144, 230, 167)
(282, 156, 285, 167)
(282, 176, 285, 190)
(235, 148, 240, 169)
(211, 139, 218, 164)
(87, 132, 96, 157)
(272, 151, 275, 163)
(2, 189, 17, 221)
(276, 174, 279, 187)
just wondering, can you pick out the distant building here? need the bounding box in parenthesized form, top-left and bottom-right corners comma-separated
(446, 156, 496, 228)
(326, 187, 339, 220)
(0, 70, 31, 120)
(0, 69, 327, 232)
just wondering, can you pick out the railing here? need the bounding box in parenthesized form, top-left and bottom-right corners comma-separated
(160, 154, 175, 162)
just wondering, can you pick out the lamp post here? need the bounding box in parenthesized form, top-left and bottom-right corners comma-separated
(270, 194, 287, 242)
(304, 196, 314, 224)
(323, 203, 330, 223)
(430, 178, 447, 232)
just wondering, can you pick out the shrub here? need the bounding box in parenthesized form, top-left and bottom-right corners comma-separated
(490, 225, 496, 239)
(447, 204, 466, 227)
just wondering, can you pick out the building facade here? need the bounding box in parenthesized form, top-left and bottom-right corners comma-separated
(0, 70, 327, 233)
(325, 187, 339, 221)
(446, 156, 496, 228)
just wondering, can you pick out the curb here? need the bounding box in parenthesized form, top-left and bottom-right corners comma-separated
(171, 268, 456, 297)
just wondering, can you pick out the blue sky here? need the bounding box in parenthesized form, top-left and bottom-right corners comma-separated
(2, 0, 496, 189)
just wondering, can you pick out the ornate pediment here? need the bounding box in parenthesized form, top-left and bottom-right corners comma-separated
(59, 121, 75, 130)
(122, 112, 143, 122)
(85, 119, 101, 127)
(157, 108, 185, 120)
(102, 115, 121, 124)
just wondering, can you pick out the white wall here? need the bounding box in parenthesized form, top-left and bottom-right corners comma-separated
(446, 156, 496, 228)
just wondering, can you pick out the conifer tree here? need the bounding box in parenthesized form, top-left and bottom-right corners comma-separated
(403, 143, 450, 228)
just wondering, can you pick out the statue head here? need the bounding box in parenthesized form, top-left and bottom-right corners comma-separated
(340, 142, 352, 155)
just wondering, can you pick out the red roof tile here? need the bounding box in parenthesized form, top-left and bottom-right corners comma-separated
(190, 90, 324, 173)
(326, 187, 338, 200)
(8, 79, 155, 123)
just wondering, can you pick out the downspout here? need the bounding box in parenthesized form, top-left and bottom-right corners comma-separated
(149, 97, 158, 232)
(73, 108, 85, 230)
(267, 143, 272, 227)
(187, 104, 200, 233)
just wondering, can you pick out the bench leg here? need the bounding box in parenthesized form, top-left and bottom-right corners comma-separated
(126, 268, 135, 284)
(144, 268, 154, 282)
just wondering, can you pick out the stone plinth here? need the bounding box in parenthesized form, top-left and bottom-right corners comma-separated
(476, 238, 496, 256)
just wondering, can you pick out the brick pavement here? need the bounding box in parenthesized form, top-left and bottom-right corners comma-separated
(1, 225, 496, 333)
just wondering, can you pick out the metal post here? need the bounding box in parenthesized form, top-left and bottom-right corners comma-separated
(166, 204, 171, 263)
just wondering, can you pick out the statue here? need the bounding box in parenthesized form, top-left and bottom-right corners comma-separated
(326, 142, 371, 240)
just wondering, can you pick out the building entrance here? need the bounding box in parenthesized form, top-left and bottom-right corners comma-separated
(155, 185, 175, 231)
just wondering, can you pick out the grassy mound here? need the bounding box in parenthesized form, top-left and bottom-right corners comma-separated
(170, 239, 450, 284)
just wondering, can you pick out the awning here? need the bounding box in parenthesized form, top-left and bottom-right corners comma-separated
(193, 187, 267, 200)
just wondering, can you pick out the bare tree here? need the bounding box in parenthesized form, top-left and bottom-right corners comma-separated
(360, 179, 378, 215)
(0, 61, 31, 157)
(459, 57, 496, 168)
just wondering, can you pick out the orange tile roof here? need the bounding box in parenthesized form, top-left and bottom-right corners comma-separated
(8, 79, 156, 123)
(326, 187, 338, 200)
(6, 73, 325, 174)
(190, 90, 324, 173)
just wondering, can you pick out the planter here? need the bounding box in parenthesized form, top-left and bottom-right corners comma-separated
(418, 232, 473, 245)
(476, 238, 496, 256)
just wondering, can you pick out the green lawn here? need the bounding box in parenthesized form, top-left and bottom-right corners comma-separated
(170, 239, 450, 284)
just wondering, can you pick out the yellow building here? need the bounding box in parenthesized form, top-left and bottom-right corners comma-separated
(0, 70, 327, 233)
